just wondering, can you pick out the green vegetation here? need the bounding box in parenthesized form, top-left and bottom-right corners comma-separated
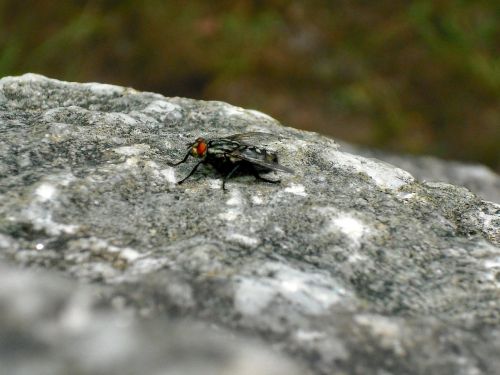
(1, 1, 498, 170)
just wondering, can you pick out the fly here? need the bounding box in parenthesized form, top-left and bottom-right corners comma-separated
(167, 132, 294, 190)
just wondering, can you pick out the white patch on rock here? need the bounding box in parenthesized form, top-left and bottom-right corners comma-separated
(222, 105, 248, 118)
(113, 144, 150, 156)
(284, 183, 307, 197)
(35, 183, 57, 202)
(286, 139, 314, 153)
(70, 237, 143, 272)
(234, 278, 276, 316)
(234, 262, 349, 316)
(294, 330, 326, 342)
(59, 292, 94, 333)
(110, 112, 137, 126)
(318, 208, 371, 252)
(246, 109, 275, 121)
(478, 205, 498, 229)
(476, 202, 500, 243)
(145, 100, 181, 113)
(327, 150, 414, 190)
(142, 160, 161, 177)
(84, 82, 124, 96)
(251, 195, 264, 205)
(482, 245, 500, 288)
(218, 210, 240, 221)
(355, 314, 405, 355)
(346, 251, 370, 263)
(19, 207, 79, 236)
(0, 73, 48, 86)
(331, 215, 367, 245)
(160, 168, 177, 184)
(44, 122, 78, 142)
(144, 100, 183, 121)
(204, 179, 219, 189)
(129, 257, 173, 277)
(221, 104, 278, 122)
(484, 257, 500, 269)
(119, 248, 141, 263)
(227, 233, 260, 248)
(226, 190, 243, 206)
(317, 209, 372, 261)
(16, 175, 80, 236)
(396, 191, 416, 200)
(124, 157, 140, 168)
(220, 190, 245, 221)
(272, 225, 285, 235)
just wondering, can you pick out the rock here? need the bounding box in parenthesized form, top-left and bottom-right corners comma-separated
(0, 263, 300, 375)
(0, 73, 499, 375)
(339, 141, 500, 204)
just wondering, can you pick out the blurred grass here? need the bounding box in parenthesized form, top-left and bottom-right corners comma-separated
(1, 0, 499, 170)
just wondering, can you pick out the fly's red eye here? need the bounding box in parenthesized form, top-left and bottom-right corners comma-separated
(197, 141, 207, 156)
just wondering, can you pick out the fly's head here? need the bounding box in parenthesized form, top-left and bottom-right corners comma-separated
(189, 137, 208, 159)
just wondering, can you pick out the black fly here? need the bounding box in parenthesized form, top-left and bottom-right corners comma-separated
(167, 132, 294, 190)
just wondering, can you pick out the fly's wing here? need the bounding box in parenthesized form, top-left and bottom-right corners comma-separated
(229, 146, 294, 174)
(223, 132, 282, 146)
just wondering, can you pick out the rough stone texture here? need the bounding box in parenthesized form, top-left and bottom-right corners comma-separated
(1, 74, 499, 375)
(339, 141, 500, 204)
(0, 264, 300, 375)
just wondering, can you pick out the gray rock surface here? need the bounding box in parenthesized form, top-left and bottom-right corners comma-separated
(0, 264, 300, 375)
(339, 142, 500, 204)
(1, 74, 499, 375)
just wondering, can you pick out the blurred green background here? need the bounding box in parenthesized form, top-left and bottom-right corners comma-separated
(1, 0, 499, 170)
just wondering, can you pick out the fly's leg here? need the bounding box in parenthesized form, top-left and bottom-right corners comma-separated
(222, 164, 241, 191)
(178, 161, 204, 184)
(167, 150, 191, 166)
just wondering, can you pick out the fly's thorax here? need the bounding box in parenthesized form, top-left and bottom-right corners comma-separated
(207, 139, 241, 155)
